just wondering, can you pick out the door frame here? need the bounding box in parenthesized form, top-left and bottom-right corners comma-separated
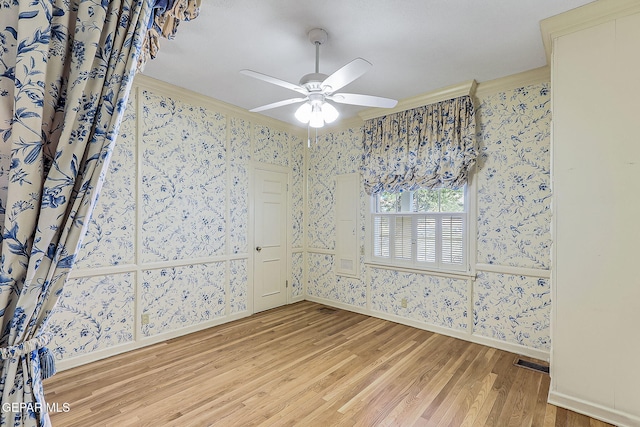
(248, 161, 292, 314)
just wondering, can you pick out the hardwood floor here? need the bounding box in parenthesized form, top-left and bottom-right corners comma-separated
(44, 301, 612, 426)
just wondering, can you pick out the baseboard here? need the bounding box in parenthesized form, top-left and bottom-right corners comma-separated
(548, 390, 640, 427)
(304, 295, 549, 362)
(54, 310, 251, 372)
(54, 293, 550, 373)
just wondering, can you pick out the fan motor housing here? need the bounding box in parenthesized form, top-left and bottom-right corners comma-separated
(300, 72, 329, 92)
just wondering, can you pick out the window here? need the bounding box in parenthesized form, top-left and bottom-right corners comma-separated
(370, 187, 468, 272)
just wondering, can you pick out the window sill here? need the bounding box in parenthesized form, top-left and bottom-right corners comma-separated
(364, 261, 475, 280)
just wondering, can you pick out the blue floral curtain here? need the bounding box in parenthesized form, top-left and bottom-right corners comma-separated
(0, 1, 198, 426)
(361, 95, 477, 195)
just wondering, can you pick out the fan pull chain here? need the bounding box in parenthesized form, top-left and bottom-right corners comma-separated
(307, 125, 320, 148)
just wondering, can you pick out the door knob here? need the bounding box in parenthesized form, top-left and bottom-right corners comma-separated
(256, 246, 262, 252)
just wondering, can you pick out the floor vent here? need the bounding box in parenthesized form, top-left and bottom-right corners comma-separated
(318, 307, 337, 314)
(515, 358, 550, 374)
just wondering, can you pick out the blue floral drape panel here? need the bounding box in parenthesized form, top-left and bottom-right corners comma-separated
(0, 0, 203, 425)
(361, 95, 477, 195)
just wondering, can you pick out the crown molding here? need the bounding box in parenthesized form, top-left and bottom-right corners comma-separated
(323, 116, 364, 133)
(133, 74, 306, 135)
(475, 66, 550, 98)
(540, 0, 640, 64)
(357, 80, 477, 122)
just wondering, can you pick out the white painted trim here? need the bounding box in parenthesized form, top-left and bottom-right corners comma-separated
(323, 116, 365, 133)
(305, 295, 549, 361)
(134, 85, 144, 343)
(475, 263, 551, 279)
(287, 157, 293, 304)
(466, 278, 474, 338)
(135, 256, 236, 271)
(475, 67, 550, 98)
(540, 0, 640, 65)
(69, 264, 137, 279)
(225, 114, 232, 317)
(306, 248, 336, 255)
(467, 165, 478, 277)
(548, 391, 640, 427)
(365, 262, 475, 281)
(134, 74, 305, 135)
(55, 311, 251, 372)
(70, 254, 251, 279)
(247, 128, 255, 315)
(302, 133, 309, 298)
(358, 80, 477, 121)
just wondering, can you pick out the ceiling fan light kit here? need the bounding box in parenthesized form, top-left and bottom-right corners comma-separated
(241, 27, 397, 132)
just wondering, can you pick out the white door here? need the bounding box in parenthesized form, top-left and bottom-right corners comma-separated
(253, 167, 288, 312)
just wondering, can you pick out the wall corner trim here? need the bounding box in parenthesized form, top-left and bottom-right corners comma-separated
(540, 0, 640, 65)
(133, 74, 306, 136)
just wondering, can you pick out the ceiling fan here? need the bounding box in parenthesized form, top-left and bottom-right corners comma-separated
(241, 28, 398, 128)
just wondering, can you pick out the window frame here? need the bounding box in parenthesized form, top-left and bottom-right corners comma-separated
(366, 185, 473, 276)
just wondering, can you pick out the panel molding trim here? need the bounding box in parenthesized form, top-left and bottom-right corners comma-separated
(476, 263, 551, 279)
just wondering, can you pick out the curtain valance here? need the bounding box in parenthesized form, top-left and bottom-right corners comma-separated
(137, 0, 202, 71)
(361, 95, 477, 195)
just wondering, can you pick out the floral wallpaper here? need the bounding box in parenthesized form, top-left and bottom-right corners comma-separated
(336, 127, 364, 175)
(473, 271, 550, 350)
(141, 263, 226, 337)
(307, 253, 335, 300)
(291, 135, 305, 249)
(75, 97, 137, 269)
(291, 252, 304, 299)
(47, 83, 304, 363)
(307, 133, 336, 250)
(229, 117, 251, 255)
(306, 253, 367, 307)
(48, 274, 135, 359)
(370, 268, 468, 331)
(476, 84, 552, 269)
(253, 125, 289, 167)
(229, 259, 248, 314)
(306, 82, 552, 353)
(47, 79, 552, 364)
(141, 90, 227, 263)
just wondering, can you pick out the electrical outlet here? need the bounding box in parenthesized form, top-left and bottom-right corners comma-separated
(141, 314, 150, 325)
(401, 298, 407, 308)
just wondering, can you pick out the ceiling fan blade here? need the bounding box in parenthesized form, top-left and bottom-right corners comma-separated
(321, 58, 372, 94)
(248, 97, 307, 113)
(329, 93, 398, 108)
(240, 69, 308, 95)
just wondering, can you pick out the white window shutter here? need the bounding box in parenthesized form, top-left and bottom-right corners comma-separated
(394, 216, 413, 260)
(373, 215, 390, 258)
(441, 214, 465, 270)
(416, 216, 437, 264)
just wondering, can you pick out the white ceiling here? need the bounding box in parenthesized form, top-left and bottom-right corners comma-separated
(142, 0, 593, 127)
